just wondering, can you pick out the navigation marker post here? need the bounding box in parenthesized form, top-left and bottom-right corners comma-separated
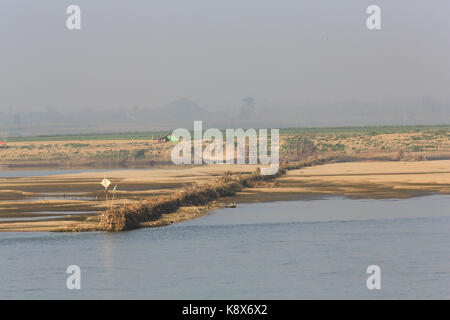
(101, 177, 111, 207)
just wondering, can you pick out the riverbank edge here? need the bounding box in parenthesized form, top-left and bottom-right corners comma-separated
(60, 157, 335, 232)
(4, 157, 448, 232)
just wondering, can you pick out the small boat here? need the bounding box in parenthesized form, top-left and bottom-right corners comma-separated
(224, 201, 236, 208)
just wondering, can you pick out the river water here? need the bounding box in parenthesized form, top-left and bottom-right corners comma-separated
(1, 195, 449, 299)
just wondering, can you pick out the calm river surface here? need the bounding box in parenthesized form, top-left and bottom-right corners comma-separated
(1, 195, 449, 299)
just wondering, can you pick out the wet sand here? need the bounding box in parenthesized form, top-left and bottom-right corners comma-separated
(0, 160, 449, 232)
(238, 160, 450, 201)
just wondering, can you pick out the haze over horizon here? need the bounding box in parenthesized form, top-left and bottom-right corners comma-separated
(1, 0, 449, 135)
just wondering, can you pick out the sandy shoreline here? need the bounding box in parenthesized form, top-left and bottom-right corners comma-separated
(0, 160, 449, 232)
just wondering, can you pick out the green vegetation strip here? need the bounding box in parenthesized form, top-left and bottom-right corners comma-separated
(8, 125, 449, 142)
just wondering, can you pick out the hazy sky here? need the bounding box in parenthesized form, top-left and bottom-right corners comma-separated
(1, 0, 449, 113)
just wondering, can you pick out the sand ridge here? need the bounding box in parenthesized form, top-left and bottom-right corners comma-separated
(0, 160, 449, 232)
